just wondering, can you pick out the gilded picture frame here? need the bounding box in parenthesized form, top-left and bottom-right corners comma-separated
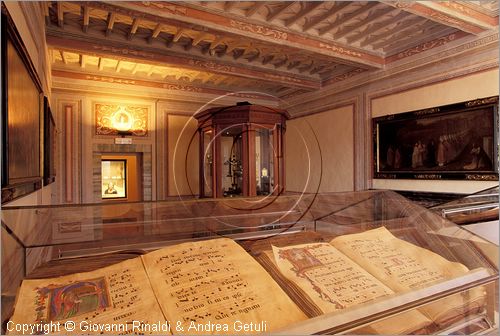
(373, 96, 499, 181)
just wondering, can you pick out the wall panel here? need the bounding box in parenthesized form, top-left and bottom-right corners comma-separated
(167, 115, 199, 196)
(286, 105, 354, 193)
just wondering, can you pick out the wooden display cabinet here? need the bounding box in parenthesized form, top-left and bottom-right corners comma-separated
(195, 102, 289, 198)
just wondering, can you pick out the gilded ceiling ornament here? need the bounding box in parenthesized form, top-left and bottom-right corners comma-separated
(229, 20, 288, 40)
(397, 34, 457, 59)
(163, 84, 202, 92)
(188, 59, 235, 72)
(391, 1, 415, 9)
(318, 43, 362, 58)
(465, 96, 499, 107)
(86, 75, 136, 85)
(263, 73, 304, 84)
(139, 1, 188, 15)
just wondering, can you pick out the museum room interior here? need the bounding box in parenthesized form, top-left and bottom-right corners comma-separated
(1, 1, 499, 334)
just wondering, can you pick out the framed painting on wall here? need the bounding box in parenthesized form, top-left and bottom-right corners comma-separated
(101, 159, 127, 199)
(373, 96, 498, 181)
(1, 5, 44, 203)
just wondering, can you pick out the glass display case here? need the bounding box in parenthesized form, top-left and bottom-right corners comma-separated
(1, 190, 498, 334)
(432, 186, 499, 225)
(431, 186, 499, 247)
(195, 102, 288, 198)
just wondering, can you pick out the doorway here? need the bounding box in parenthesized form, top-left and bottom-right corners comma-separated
(101, 153, 143, 239)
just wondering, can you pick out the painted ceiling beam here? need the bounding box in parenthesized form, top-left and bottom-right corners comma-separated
(60, 50, 67, 64)
(334, 7, 396, 40)
(285, 2, 323, 27)
(148, 23, 163, 43)
(80, 54, 87, 68)
(382, 1, 497, 34)
(106, 12, 116, 36)
(224, 2, 236, 12)
(372, 19, 431, 50)
(88, 1, 382, 68)
(362, 17, 427, 48)
(46, 32, 321, 90)
(267, 2, 296, 22)
(303, 2, 350, 32)
(82, 5, 89, 32)
(57, 2, 64, 28)
(128, 18, 140, 40)
(246, 2, 267, 18)
(43, 2, 51, 26)
(319, 2, 379, 36)
(354, 12, 413, 46)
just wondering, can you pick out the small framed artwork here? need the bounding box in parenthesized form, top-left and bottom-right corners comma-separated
(373, 96, 498, 180)
(101, 159, 127, 199)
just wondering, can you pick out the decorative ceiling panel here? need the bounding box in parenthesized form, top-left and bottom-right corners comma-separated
(46, 1, 498, 99)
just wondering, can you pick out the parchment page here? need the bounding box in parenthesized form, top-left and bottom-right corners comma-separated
(330, 226, 486, 326)
(8, 258, 168, 335)
(272, 242, 432, 334)
(141, 238, 306, 335)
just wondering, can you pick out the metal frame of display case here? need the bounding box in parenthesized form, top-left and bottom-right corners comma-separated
(432, 186, 499, 225)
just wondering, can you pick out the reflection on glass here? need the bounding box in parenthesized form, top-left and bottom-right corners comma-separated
(203, 130, 213, 197)
(101, 160, 127, 199)
(255, 128, 274, 195)
(221, 126, 243, 197)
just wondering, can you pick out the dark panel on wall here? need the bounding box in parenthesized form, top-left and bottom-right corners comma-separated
(1, 5, 44, 203)
(43, 96, 56, 186)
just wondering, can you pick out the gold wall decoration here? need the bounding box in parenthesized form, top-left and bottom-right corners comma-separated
(95, 103, 148, 136)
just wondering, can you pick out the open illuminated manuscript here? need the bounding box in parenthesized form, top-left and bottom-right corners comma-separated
(7, 258, 166, 335)
(271, 227, 486, 334)
(7, 229, 487, 335)
(7, 239, 305, 335)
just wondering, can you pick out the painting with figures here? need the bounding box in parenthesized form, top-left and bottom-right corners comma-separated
(101, 159, 127, 199)
(373, 96, 498, 180)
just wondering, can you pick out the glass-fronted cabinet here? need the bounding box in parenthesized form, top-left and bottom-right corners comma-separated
(202, 129, 214, 197)
(221, 125, 243, 197)
(195, 102, 289, 198)
(255, 128, 274, 196)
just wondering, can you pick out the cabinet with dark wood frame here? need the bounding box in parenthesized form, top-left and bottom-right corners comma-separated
(195, 103, 289, 198)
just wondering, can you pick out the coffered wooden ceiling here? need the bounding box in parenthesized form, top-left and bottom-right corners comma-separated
(46, 1, 498, 99)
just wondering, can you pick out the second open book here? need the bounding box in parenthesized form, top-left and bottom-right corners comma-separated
(266, 226, 486, 334)
(8, 227, 486, 334)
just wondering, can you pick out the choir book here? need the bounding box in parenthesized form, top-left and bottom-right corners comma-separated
(265, 226, 487, 334)
(7, 228, 487, 335)
(7, 238, 306, 335)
